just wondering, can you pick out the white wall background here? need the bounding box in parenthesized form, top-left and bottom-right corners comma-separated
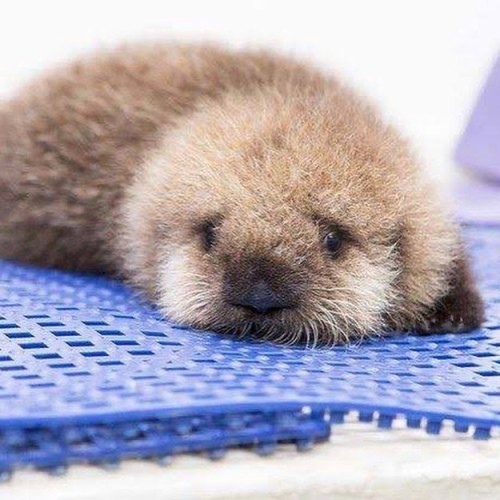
(0, 0, 498, 182)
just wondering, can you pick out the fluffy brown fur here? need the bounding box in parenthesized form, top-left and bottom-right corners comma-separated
(0, 42, 484, 345)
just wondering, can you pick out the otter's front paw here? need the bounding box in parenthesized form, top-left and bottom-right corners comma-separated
(416, 290, 484, 334)
(415, 254, 484, 334)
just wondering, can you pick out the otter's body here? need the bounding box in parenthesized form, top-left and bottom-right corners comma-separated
(0, 43, 483, 344)
(0, 44, 312, 273)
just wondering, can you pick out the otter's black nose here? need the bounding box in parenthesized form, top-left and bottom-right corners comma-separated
(231, 280, 291, 314)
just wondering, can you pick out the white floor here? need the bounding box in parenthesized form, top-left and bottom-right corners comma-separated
(3, 416, 499, 500)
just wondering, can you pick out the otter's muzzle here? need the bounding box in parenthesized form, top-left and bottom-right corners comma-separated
(223, 257, 297, 315)
(229, 280, 292, 314)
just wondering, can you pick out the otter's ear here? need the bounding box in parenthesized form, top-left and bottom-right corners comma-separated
(418, 251, 484, 334)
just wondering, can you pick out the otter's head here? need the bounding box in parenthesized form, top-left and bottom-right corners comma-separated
(121, 89, 483, 345)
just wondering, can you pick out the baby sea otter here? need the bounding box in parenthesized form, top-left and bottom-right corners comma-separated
(0, 43, 484, 345)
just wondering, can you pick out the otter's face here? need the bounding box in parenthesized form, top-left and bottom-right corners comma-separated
(122, 91, 482, 345)
(156, 193, 401, 345)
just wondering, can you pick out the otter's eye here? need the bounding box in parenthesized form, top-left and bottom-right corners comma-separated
(202, 221, 218, 251)
(324, 232, 342, 256)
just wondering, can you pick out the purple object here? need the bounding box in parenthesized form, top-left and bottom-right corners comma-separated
(455, 177, 500, 225)
(455, 54, 500, 182)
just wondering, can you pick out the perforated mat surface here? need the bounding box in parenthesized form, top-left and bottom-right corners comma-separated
(0, 224, 499, 475)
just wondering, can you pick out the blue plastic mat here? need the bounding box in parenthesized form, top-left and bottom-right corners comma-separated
(0, 224, 499, 476)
